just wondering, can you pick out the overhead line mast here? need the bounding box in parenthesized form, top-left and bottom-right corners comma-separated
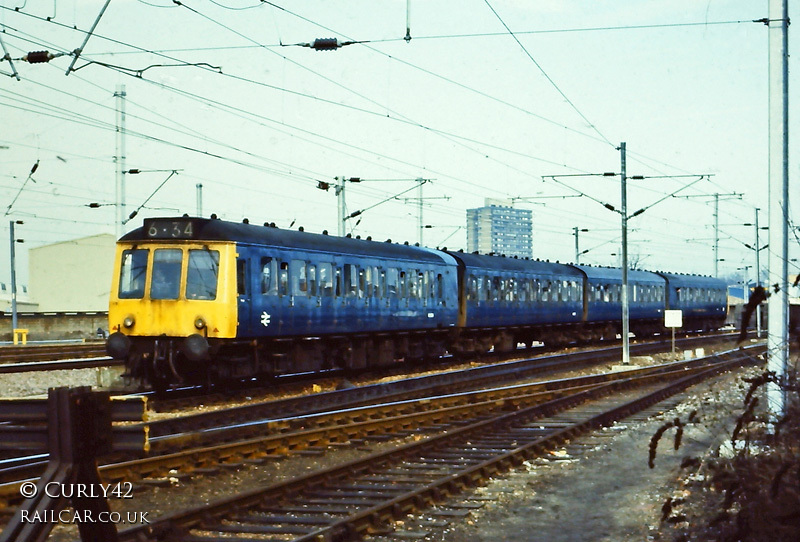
(766, 0, 790, 418)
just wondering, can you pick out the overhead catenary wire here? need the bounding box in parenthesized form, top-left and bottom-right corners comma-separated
(0, 4, 778, 270)
(0, 14, 584, 203)
(483, 0, 615, 148)
(1, 3, 724, 208)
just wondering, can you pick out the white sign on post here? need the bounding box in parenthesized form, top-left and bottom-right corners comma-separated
(664, 310, 683, 328)
(664, 309, 683, 356)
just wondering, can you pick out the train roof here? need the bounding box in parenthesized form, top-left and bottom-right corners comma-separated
(121, 216, 454, 266)
(570, 265, 664, 284)
(444, 251, 584, 278)
(654, 271, 727, 289)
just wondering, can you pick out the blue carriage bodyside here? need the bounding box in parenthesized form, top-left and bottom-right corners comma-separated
(448, 252, 585, 327)
(570, 265, 666, 323)
(655, 272, 728, 321)
(231, 229, 460, 339)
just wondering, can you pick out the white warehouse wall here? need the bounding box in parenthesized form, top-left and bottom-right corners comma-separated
(29, 234, 116, 312)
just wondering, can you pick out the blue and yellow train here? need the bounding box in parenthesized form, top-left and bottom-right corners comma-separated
(106, 216, 728, 388)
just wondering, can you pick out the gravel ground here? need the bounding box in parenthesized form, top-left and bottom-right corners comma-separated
(0, 367, 130, 398)
(411, 368, 753, 542)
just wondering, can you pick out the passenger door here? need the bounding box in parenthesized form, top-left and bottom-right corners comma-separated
(236, 258, 253, 337)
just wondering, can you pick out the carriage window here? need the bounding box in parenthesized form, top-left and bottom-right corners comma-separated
(490, 277, 501, 302)
(308, 265, 317, 296)
(518, 279, 527, 302)
(260, 257, 275, 294)
(408, 271, 419, 299)
(291, 260, 307, 296)
(466, 275, 478, 301)
(472, 276, 481, 302)
(319, 263, 333, 297)
(118, 249, 148, 299)
(387, 268, 399, 297)
(364, 267, 373, 298)
(541, 281, 550, 302)
(371, 266, 381, 298)
(278, 262, 289, 297)
(186, 249, 219, 300)
(358, 268, 366, 298)
(344, 264, 358, 297)
(437, 273, 444, 300)
(151, 249, 182, 300)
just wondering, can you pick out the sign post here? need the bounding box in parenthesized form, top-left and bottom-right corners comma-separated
(664, 310, 683, 356)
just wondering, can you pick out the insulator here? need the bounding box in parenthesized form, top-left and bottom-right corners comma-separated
(25, 51, 52, 63)
(312, 38, 340, 51)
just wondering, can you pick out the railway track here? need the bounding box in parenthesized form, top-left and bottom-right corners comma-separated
(148, 331, 741, 413)
(113, 350, 757, 542)
(142, 334, 746, 441)
(0, 342, 762, 515)
(0, 343, 108, 365)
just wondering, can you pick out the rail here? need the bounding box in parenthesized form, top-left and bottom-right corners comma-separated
(0, 389, 149, 542)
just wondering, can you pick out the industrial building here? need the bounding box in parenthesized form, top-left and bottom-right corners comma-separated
(27, 233, 116, 313)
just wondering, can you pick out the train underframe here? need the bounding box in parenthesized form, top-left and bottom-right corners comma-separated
(121, 315, 726, 390)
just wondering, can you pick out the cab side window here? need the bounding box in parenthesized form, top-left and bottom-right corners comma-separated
(118, 249, 148, 299)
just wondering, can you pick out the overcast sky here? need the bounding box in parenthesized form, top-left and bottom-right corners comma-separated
(1, 0, 796, 288)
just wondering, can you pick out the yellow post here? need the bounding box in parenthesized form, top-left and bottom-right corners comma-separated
(12, 329, 28, 345)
